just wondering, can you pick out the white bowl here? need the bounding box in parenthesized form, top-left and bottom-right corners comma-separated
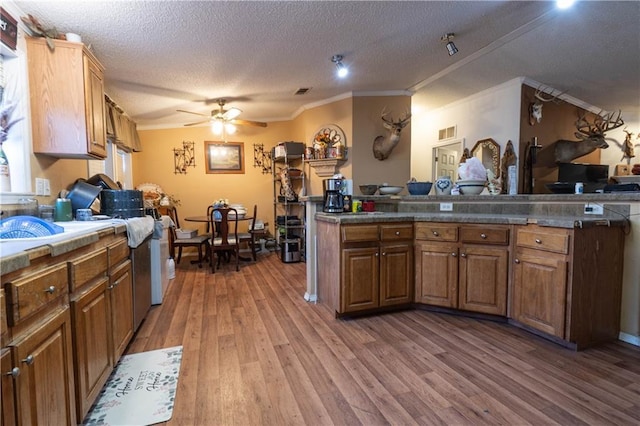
(457, 180, 486, 195)
(378, 185, 403, 195)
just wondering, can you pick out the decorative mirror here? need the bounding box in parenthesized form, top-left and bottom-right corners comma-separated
(471, 138, 500, 178)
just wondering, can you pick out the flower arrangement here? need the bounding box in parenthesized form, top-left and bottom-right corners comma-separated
(159, 193, 181, 207)
(213, 198, 229, 207)
(313, 127, 342, 148)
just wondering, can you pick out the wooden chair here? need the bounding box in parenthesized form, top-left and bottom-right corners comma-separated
(209, 207, 240, 273)
(238, 204, 259, 261)
(166, 206, 210, 267)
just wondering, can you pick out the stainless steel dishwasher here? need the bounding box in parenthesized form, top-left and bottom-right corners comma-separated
(130, 234, 152, 331)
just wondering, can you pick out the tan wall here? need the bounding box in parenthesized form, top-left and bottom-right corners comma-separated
(30, 156, 91, 204)
(353, 95, 412, 192)
(134, 122, 293, 236)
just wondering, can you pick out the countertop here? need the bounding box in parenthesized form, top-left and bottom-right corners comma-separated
(315, 211, 628, 229)
(0, 219, 128, 275)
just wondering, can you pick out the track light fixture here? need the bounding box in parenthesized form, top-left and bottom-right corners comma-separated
(441, 33, 458, 56)
(331, 54, 349, 78)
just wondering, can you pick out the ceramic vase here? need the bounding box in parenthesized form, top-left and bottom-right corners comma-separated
(435, 176, 452, 195)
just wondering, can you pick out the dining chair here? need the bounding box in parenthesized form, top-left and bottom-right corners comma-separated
(209, 206, 240, 273)
(238, 204, 259, 261)
(166, 206, 210, 267)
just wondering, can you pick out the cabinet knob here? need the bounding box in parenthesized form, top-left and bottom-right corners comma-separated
(480, 233, 487, 239)
(107, 284, 114, 290)
(4, 367, 20, 378)
(535, 238, 542, 244)
(515, 259, 520, 264)
(432, 231, 439, 236)
(113, 279, 120, 287)
(461, 253, 466, 257)
(382, 252, 386, 256)
(375, 252, 379, 257)
(395, 231, 400, 236)
(45, 286, 56, 294)
(22, 355, 34, 365)
(451, 252, 457, 257)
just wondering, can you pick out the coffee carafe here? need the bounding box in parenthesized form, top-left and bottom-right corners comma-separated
(323, 178, 344, 213)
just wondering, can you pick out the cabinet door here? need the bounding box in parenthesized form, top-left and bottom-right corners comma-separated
(341, 247, 379, 313)
(109, 260, 134, 361)
(414, 242, 458, 308)
(71, 278, 112, 420)
(379, 243, 413, 307)
(1, 349, 17, 426)
(12, 307, 76, 426)
(84, 55, 107, 158)
(458, 245, 508, 315)
(512, 251, 567, 338)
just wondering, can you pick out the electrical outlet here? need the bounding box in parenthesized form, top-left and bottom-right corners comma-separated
(35, 178, 44, 196)
(440, 202, 453, 212)
(584, 203, 603, 215)
(43, 179, 51, 196)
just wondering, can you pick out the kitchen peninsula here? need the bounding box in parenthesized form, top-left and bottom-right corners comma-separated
(305, 192, 640, 350)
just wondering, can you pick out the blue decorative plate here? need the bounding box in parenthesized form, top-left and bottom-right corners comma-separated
(0, 216, 65, 239)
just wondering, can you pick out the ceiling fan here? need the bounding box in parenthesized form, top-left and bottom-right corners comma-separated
(177, 99, 267, 134)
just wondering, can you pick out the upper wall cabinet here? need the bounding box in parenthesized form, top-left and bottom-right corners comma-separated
(26, 37, 107, 159)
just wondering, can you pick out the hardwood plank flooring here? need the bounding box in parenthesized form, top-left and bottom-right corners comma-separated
(127, 252, 640, 425)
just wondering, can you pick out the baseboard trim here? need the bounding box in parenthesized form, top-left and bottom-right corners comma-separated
(618, 332, 640, 347)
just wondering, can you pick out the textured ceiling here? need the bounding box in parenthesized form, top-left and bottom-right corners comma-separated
(11, 1, 640, 130)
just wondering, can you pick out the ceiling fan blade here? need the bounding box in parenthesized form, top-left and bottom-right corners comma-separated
(223, 107, 242, 121)
(177, 109, 210, 117)
(231, 119, 268, 128)
(184, 119, 210, 126)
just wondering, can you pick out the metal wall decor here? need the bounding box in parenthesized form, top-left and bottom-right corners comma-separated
(253, 143, 272, 174)
(173, 141, 196, 174)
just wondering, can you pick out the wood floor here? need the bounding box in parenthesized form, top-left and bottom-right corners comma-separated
(128, 251, 640, 425)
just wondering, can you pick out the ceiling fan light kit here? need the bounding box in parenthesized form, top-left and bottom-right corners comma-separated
(331, 54, 349, 78)
(441, 33, 458, 56)
(178, 99, 267, 131)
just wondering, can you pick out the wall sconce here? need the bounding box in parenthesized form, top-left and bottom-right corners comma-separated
(331, 54, 349, 78)
(441, 33, 458, 56)
(253, 143, 272, 174)
(173, 141, 196, 174)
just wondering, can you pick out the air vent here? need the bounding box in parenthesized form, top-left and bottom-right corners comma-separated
(438, 126, 456, 141)
(294, 87, 311, 95)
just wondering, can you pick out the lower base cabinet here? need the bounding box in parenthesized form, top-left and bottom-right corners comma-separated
(1, 348, 17, 425)
(11, 307, 77, 425)
(109, 259, 134, 362)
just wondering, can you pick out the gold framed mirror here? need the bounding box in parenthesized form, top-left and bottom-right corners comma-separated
(471, 138, 500, 178)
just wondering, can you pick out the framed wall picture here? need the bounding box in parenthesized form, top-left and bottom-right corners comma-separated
(204, 141, 245, 174)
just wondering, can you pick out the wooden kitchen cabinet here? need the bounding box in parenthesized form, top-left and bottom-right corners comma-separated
(1, 347, 17, 426)
(11, 307, 76, 425)
(108, 259, 134, 361)
(26, 37, 107, 159)
(415, 223, 509, 316)
(319, 221, 413, 315)
(511, 224, 625, 349)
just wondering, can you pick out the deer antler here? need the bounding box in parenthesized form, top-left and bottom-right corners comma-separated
(575, 109, 624, 137)
(534, 85, 566, 103)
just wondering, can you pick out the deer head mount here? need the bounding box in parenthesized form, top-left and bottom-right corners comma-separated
(372, 108, 411, 161)
(554, 109, 624, 163)
(528, 86, 565, 126)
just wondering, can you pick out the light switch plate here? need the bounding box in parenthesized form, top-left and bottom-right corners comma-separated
(35, 178, 44, 196)
(43, 179, 51, 196)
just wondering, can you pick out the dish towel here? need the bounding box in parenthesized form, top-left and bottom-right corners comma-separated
(114, 216, 155, 248)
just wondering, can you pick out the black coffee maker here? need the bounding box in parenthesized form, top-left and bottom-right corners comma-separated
(323, 178, 344, 213)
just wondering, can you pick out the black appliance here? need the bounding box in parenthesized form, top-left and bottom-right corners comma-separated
(101, 189, 144, 218)
(323, 179, 344, 213)
(131, 234, 152, 331)
(557, 162, 609, 193)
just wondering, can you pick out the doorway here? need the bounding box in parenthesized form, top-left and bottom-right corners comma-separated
(433, 140, 462, 182)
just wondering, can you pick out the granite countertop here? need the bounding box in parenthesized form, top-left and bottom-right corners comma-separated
(0, 219, 128, 275)
(315, 211, 627, 229)
(303, 192, 640, 203)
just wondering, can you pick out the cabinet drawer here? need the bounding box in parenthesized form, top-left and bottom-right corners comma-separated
(342, 225, 379, 243)
(108, 238, 129, 269)
(380, 224, 413, 241)
(460, 226, 509, 245)
(516, 228, 570, 254)
(5, 264, 68, 325)
(68, 248, 108, 293)
(415, 223, 458, 242)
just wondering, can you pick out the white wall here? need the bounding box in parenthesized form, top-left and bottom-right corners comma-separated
(411, 78, 523, 181)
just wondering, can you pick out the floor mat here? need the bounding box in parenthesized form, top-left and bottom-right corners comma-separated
(83, 346, 183, 425)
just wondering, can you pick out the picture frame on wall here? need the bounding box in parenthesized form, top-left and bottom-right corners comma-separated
(204, 141, 245, 174)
